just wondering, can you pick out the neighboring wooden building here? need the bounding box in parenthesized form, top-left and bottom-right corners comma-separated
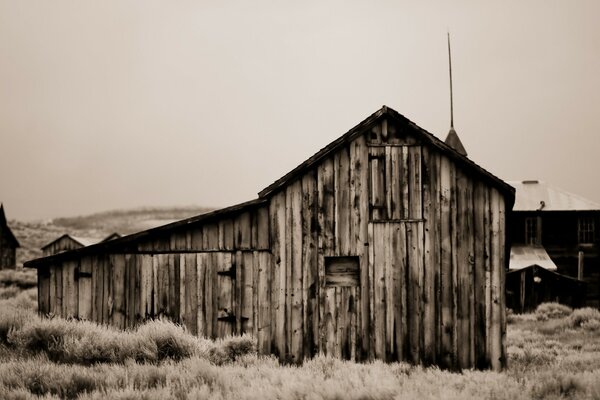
(508, 180, 600, 307)
(42, 233, 122, 257)
(506, 264, 586, 313)
(0, 204, 20, 270)
(26, 106, 514, 370)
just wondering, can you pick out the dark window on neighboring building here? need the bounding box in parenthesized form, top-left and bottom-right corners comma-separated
(525, 217, 540, 245)
(578, 217, 595, 244)
(325, 256, 359, 287)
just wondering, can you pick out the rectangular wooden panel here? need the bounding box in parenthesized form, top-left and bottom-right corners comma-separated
(325, 256, 359, 287)
(369, 147, 386, 220)
(335, 147, 351, 255)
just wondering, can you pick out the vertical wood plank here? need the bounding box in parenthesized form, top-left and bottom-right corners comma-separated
(490, 188, 502, 370)
(456, 169, 472, 369)
(217, 252, 233, 337)
(353, 135, 370, 360)
(196, 253, 207, 337)
(235, 212, 252, 250)
(183, 253, 197, 335)
(335, 146, 351, 256)
(407, 221, 424, 364)
(242, 251, 254, 334)
(372, 223, 386, 359)
(111, 254, 126, 329)
(422, 147, 437, 364)
(92, 256, 104, 323)
(63, 260, 78, 319)
(269, 191, 286, 357)
(37, 268, 51, 315)
(255, 206, 270, 250)
(408, 146, 422, 219)
(257, 251, 272, 353)
(317, 157, 335, 354)
(439, 156, 454, 368)
(302, 171, 318, 358)
(77, 258, 92, 320)
(474, 181, 487, 368)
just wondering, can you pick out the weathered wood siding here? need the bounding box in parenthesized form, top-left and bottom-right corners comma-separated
(35, 116, 509, 370)
(265, 119, 507, 369)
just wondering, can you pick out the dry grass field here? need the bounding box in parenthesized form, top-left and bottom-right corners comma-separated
(1, 269, 599, 399)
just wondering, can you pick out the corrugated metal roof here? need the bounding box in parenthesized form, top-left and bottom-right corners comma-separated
(508, 180, 600, 211)
(509, 245, 558, 271)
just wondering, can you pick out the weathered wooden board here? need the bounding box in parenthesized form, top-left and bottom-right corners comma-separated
(78, 257, 93, 320)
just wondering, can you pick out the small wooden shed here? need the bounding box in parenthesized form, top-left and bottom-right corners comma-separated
(0, 204, 20, 270)
(42, 233, 122, 257)
(26, 106, 514, 370)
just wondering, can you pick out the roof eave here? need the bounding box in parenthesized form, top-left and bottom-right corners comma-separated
(25, 197, 268, 269)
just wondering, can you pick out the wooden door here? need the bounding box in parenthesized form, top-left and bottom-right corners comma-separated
(321, 256, 359, 360)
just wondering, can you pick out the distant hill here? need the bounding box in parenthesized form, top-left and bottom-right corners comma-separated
(10, 206, 213, 268)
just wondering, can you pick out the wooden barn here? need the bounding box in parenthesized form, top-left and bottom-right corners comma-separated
(0, 204, 20, 270)
(25, 106, 514, 370)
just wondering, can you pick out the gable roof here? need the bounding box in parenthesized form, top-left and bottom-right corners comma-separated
(508, 180, 600, 211)
(25, 105, 514, 268)
(258, 106, 513, 199)
(0, 204, 20, 248)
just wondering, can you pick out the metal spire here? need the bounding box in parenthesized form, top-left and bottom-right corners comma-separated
(444, 32, 467, 156)
(448, 32, 454, 129)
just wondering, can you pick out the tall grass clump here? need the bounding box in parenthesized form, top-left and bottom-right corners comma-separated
(0, 269, 37, 289)
(0, 303, 38, 343)
(535, 302, 572, 321)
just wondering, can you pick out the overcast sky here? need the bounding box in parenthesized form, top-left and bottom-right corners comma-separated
(1, 1, 599, 220)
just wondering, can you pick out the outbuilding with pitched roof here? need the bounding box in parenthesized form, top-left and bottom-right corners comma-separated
(26, 106, 514, 370)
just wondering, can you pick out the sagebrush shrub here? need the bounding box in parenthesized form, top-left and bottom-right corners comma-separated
(535, 302, 572, 321)
(569, 308, 600, 328)
(136, 319, 197, 361)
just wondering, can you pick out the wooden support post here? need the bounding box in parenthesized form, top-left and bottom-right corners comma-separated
(578, 251, 584, 281)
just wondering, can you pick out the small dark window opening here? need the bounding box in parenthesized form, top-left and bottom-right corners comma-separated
(578, 216, 595, 244)
(325, 256, 360, 287)
(525, 217, 540, 245)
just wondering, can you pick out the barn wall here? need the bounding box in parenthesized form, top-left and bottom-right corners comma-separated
(267, 118, 507, 369)
(37, 204, 271, 339)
